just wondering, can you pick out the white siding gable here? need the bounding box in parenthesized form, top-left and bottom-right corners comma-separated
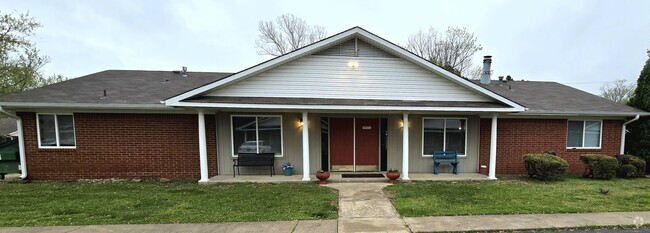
(206, 55, 491, 102)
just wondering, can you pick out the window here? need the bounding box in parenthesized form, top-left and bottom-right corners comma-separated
(567, 120, 602, 148)
(231, 115, 282, 156)
(37, 114, 76, 148)
(422, 118, 466, 156)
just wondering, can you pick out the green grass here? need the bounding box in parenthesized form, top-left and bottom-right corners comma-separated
(0, 181, 338, 227)
(384, 176, 650, 217)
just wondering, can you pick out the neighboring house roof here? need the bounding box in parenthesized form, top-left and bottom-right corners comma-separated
(0, 118, 17, 135)
(474, 80, 646, 116)
(0, 70, 230, 109)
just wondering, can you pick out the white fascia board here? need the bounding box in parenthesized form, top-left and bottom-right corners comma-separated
(164, 28, 361, 106)
(164, 27, 526, 112)
(509, 111, 650, 117)
(166, 102, 521, 112)
(0, 102, 172, 110)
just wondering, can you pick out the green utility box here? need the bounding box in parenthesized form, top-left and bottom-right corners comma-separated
(0, 136, 20, 179)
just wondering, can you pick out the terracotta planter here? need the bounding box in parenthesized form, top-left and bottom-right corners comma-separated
(315, 171, 330, 184)
(386, 171, 400, 183)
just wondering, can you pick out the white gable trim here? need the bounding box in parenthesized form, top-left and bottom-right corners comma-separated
(165, 27, 525, 111)
(171, 101, 521, 112)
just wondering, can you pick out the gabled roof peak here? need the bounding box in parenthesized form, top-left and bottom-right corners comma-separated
(164, 27, 526, 111)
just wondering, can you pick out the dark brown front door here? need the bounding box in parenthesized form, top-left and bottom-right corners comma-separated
(330, 117, 379, 172)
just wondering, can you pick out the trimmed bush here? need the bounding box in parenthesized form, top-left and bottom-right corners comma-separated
(523, 153, 569, 180)
(616, 154, 647, 178)
(580, 154, 619, 179)
(617, 164, 638, 178)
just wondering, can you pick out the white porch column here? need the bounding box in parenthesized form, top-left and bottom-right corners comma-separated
(302, 112, 310, 181)
(402, 113, 410, 180)
(488, 114, 498, 180)
(198, 110, 209, 183)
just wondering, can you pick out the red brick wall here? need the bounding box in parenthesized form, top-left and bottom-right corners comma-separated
(479, 118, 622, 175)
(19, 112, 218, 180)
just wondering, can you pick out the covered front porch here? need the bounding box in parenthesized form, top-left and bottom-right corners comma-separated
(164, 27, 523, 183)
(194, 111, 501, 182)
(205, 172, 489, 183)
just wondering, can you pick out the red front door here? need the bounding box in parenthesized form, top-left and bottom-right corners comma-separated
(330, 118, 354, 171)
(355, 118, 379, 171)
(329, 117, 379, 171)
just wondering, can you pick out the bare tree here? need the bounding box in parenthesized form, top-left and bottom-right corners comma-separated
(255, 14, 327, 56)
(406, 26, 483, 79)
(600, 79, 636, 103)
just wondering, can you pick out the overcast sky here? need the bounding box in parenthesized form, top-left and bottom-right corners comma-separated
(2, 0, 649, 94)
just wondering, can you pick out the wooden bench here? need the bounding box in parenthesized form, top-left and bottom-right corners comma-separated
(432, 150, 459, 175)
(233, 153, 275, 177)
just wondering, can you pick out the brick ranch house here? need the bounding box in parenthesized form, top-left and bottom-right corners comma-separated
(0, 27, 646, 182)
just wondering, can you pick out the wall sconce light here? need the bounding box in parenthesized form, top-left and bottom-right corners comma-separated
(347, 60, 359, 68)
(399, 120, 404, 128)
(299, 118, 304, 126)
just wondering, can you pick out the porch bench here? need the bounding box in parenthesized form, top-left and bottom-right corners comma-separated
(233, 153, 275, 177)
(432, 150, 459, 175)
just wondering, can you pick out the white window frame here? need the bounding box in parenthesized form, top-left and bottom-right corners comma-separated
(421, 117, 468, 157)
(566, 120, 603, 149)
(230, 114, 283, 157)
(36, 113, 76, 149)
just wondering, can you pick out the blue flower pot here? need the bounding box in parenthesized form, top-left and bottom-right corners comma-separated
(284, 167, 293, 176)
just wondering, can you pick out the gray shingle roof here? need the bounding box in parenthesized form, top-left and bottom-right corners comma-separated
(0, 70, 645, 116)
(473, 80, 645, 115)
(0, 70, 230, 108)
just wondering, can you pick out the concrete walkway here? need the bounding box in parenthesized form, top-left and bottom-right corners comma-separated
(0, 220, 337, 233)
(405, 211, 650, 232)
(325, 183, 409, 233)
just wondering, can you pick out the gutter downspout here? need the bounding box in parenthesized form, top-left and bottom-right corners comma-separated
(0, 106, 27, 179)
(620, 114, 640, 155)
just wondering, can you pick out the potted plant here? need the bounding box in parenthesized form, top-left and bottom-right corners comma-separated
(386, 169, 400, 183)
(315, 170, 330, 184)
(282, 162, 294, 176)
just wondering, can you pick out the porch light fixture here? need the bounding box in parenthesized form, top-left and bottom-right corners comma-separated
(348, 60, 359, 68)
(299, 118, 304, 126)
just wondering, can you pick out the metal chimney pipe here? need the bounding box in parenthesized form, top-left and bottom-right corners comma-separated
(480, 55, 492, 84)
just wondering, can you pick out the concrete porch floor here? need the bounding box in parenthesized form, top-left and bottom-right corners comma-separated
(205, 172, 488, 183)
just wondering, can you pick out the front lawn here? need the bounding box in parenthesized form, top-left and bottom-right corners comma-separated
(384, 176, 650, 217)
(0, 181, 338, 227)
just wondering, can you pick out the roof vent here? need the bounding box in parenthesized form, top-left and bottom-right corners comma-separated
(181, 66, 188, 78)
(99, 90, 108, 100)
(480, 55, 492, 84)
